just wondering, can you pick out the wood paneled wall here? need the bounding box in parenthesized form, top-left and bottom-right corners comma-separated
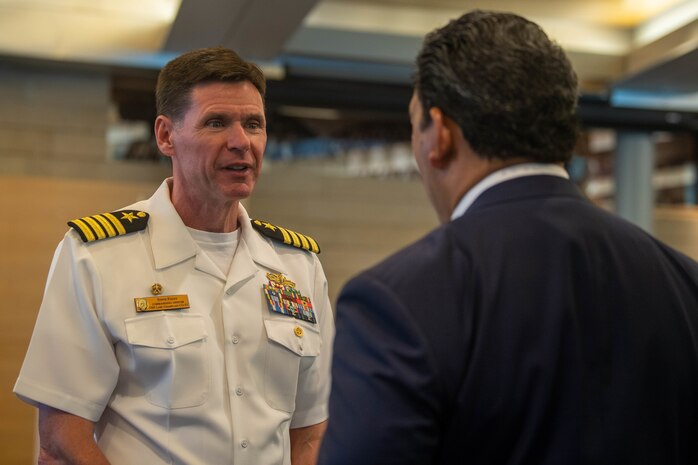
(0, 176, 164, 464)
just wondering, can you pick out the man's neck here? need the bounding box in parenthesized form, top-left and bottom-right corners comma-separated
(448, 157, 532, 217)
(177, 202, 240, 233)
(168, 181, 241, 233)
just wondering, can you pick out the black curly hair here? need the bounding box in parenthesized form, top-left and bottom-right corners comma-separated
(414, 10, 579, 163)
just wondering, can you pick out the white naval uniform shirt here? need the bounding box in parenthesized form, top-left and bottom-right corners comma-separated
(14, 179, 335, 465)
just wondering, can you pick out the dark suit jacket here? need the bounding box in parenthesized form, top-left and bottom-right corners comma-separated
(318, 175, 698, 465)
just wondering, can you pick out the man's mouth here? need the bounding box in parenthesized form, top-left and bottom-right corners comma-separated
(222, 163, 250, 172)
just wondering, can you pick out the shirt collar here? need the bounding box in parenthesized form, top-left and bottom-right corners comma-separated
(450, 163, 569, 221)
(140, 179, 285, 274)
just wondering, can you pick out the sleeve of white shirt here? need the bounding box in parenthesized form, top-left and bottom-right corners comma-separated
(290, 256, 335, 429)
(14, 231, 120, 422)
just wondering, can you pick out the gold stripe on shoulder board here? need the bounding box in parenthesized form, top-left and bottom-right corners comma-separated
(68, 210, 149, 243)
(251, 219, 321, 253)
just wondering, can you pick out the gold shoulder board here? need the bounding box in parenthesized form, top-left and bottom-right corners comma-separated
(251, 219, 320, 254)
(68, 210, 149, 243)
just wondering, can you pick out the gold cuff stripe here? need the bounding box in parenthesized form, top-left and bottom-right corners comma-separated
(286, 229, 302, 248)
(93, 214, 117, 237)
(72, 218, 96, 242)
(104, 212, 127, 235)
(305, 235, 320, 253)
(83, 216, 107, 240)
(277, 226, 293, 245)
(297, 233, 311, 251)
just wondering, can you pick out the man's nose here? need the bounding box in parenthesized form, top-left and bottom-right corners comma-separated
(227, 123, 251, 153)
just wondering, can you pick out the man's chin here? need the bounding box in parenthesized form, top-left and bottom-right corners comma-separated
(221, 185, 255, 202)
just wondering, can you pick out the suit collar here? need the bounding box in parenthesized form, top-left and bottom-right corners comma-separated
(467, 174, 586, 213)
(451, 164, 569, 220)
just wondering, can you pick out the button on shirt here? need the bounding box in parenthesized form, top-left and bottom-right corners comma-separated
(14, 179, 335, 465)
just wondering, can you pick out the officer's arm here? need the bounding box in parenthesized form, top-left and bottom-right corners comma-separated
(290, 420, 327, 465)
(38, 404, 111, 465)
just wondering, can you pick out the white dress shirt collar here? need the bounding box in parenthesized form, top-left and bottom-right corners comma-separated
(450, 163, 569, 221)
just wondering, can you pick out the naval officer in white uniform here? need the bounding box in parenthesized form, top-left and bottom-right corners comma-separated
(14, 47, 334, 465)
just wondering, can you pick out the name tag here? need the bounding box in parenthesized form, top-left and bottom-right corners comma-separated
(134, 295, 190, 312)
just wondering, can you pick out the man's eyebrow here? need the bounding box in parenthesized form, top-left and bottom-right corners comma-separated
(200, 111, 265, 121)
(202, 111, 230, 121)
(245, 111, 266, 121)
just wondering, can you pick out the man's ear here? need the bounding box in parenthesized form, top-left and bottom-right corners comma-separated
(426, 107, 454, 169)
(154, 115, 176, 158)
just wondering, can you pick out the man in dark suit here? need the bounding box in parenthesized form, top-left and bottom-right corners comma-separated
(317, 10, 698, 465)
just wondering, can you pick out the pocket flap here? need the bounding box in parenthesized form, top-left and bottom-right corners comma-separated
(264, 319, 321, 357)
(125, 313, 207, 349)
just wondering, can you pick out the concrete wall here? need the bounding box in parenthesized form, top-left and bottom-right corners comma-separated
(0, 61, 109, 178)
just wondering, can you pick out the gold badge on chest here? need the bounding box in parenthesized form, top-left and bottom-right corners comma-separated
(134, 283, 189, 312)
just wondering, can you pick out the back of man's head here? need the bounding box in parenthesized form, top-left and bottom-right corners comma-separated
(155, 47, 266, 122)
(414, 10, 579, 164)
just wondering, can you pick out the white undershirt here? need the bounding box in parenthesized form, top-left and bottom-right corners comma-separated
(187, 227, 240, 276)
(450, 163, 569, 221)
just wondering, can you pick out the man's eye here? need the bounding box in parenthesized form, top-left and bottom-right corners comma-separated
(207, 120, 224, 128)
(246, 120, 263, 130)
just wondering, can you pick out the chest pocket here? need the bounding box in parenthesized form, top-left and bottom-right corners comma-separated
(263, 318, 321, 412)
(125, 313, 210, 409)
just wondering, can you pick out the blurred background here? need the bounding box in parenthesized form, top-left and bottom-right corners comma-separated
(2, 0, 698, 462)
